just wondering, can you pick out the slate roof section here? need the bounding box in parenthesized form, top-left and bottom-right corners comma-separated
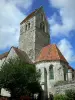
(36, 44, 68, 63)
(13, 47, 32, 64)
(0, 52, 9, 60)
(20, 6, 43, 25)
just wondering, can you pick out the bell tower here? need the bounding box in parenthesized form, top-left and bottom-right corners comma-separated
(19, 7, 50, 62)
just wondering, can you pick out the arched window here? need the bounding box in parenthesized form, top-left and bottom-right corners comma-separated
(28, 23, 30, 29)
(63, 66, 67, 81)
(49, 65, 54, 79)
(44, 68, 47, 83)
(40, 22, 45, 32)
(25, 24, 27, 30)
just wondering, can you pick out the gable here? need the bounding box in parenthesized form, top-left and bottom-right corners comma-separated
(5, 47, 18, 61)
(20, 6, 46, 25)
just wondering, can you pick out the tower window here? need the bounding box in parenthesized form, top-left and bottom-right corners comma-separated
(40, 13, 44, 21)
(40, 22, 45, 32)
(25, 23, 30, 31)
(49, 65, 54, 79)
(28, 23, 30, 29)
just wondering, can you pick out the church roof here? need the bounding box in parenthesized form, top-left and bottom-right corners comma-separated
(20, 6, 43, 25)
(0, 52, 9, 60)
(36, 44, 68, 64)
(68, 65, 74, 71)
(12, 47, 32, 64)
(0, 47, 32, 64)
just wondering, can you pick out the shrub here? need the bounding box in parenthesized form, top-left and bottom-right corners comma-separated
(65, 89, 75, 100)
(54, 94, 68, 100)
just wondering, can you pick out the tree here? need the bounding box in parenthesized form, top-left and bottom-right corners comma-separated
(54, 94, 68, 100)
(0, 58, 41, 98)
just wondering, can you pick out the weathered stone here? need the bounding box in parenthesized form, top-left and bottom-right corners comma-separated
(19, 7, 50, 62)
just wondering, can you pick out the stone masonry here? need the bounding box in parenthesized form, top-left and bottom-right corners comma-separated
(19, 7, 50, 62)
(55, 81, 75, 94)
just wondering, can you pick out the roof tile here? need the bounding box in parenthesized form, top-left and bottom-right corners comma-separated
(36, 44, 68, 63)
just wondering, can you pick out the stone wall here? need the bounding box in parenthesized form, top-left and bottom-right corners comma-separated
(19, 16, 36, 62)
(54, 81, 75, 94)
(36, 61, 69, 97)
(36, 61, 74, 97)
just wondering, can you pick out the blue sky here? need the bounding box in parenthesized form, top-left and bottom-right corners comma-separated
(0, 0, 75, 69)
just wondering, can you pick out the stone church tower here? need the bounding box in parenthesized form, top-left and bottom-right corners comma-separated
(19, 7, 50, 62)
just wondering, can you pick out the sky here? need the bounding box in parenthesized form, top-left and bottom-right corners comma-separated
(0, 0, 75, 69)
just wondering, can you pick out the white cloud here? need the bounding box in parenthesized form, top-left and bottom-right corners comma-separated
(0, 0, 33, 50)
(49, 0, 75, 37)
(9, 0, 33, 10)
(57, 38, 75, 62)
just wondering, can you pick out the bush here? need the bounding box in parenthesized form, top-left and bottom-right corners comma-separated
(0, 58, 41, 98)
(54, 94, 68, 100)
(65, 89, 75, 100)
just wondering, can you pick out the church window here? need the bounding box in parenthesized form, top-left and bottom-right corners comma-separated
(44, 68, 47, 83)
(63, 66, 68, 81)
(25, 24, 27, 30)
(40, 22, 45, 32)
(49, 65, 54, 79)
(28, 23, 30, 29)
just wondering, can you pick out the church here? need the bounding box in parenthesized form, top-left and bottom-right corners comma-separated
(0, 7, 75, 97)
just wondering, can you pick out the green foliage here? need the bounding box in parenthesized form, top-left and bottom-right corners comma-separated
(54, 94, 68, 100)
(0, 58, 41, 97)
(65, 89, 75, 100)
(54, 89, 75, 100)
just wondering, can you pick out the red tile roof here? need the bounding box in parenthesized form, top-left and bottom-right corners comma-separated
(36, 44, 68, 63)
(0, 52, 9, 60)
